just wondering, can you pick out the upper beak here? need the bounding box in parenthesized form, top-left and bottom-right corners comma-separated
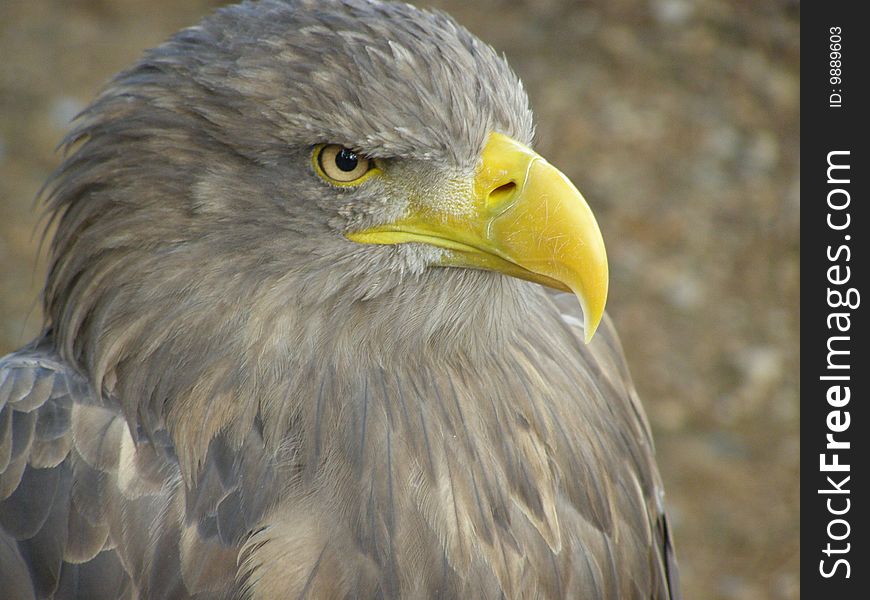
(346, 132, 608, 342)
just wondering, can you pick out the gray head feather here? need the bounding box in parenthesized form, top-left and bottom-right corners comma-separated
(40, 0, 536, 463)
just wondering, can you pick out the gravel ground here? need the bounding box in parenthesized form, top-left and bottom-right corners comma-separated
(0, 1, 799, 598)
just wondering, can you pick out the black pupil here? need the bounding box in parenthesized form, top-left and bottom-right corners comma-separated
(334, 148, 359, 172)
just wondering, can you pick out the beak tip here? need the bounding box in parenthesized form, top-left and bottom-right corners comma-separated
(583, 314, 602, 344)
(576, 286, 607, 344)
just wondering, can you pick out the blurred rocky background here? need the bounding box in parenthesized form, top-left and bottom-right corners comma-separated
(0, 1, 799, 598)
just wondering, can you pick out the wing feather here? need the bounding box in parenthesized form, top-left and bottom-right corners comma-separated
(0, 340, 262, 598)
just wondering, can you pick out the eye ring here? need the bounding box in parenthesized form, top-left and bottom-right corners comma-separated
(313, 144, 378, 185)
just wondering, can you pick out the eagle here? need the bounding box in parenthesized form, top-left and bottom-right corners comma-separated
(0, 1, 680, 598)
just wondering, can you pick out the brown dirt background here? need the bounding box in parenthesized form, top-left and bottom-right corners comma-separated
(0, 1, 799, 598)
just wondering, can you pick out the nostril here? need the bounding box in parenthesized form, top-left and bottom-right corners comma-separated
(488, 181, 517, 207)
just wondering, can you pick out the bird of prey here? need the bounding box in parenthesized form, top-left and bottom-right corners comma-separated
(0, 0, 680, 598)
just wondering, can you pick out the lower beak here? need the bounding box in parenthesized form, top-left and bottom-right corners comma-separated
(347, 132, 608, 342)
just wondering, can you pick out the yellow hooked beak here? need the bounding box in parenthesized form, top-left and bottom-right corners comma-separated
(347, 132, 608, 342)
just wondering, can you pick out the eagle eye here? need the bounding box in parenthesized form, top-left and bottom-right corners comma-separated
(314, 144, 377, 185)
